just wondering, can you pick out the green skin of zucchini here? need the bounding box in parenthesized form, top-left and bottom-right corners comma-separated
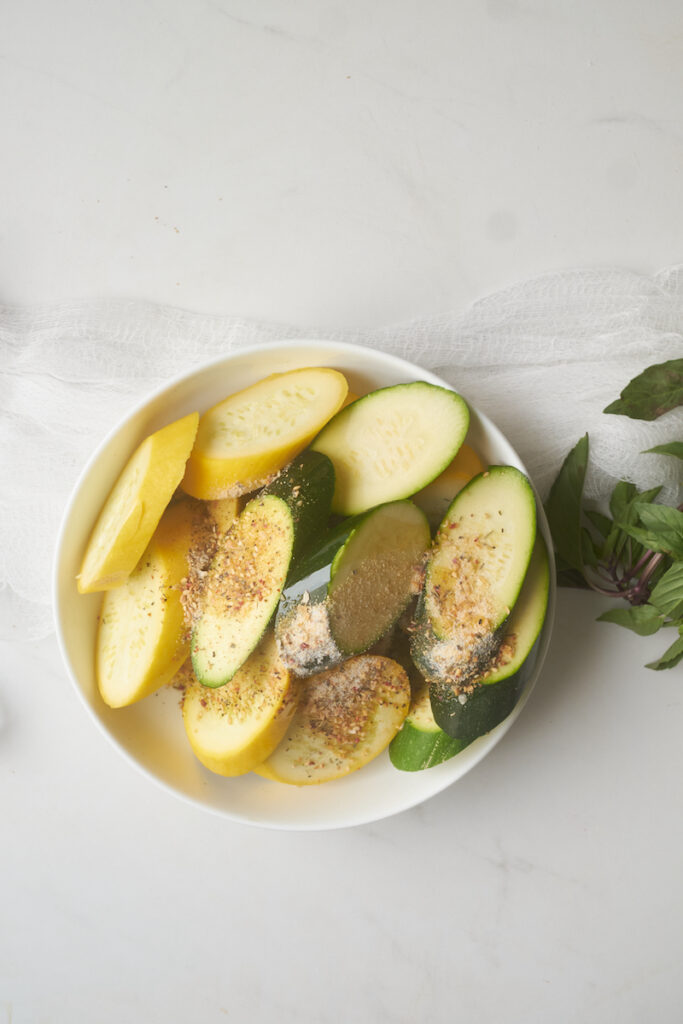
(311, 381, 470, 517)
(262, 450, 336, 568)
(191, 450, 334, 687)
(274, 513, 361, 677)
(429, 535, 550, 742)
(285, 511, 365, 587)
(392, 534, 550, 767)
(391, 635, 535, 769)
(388, 633, 468, 772)
(411, 465, 537, 688)
(389, 717, 468, 771)
(429, 671, 523, 744)
(275, 513, 363, 649)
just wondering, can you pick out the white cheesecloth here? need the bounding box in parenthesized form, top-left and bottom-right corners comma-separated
(1, 265, 682, 640)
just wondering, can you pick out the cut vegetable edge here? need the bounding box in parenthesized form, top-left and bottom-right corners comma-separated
(182, 632, 298, 776)
(191, 494, 295, 687)
(427, 465, 537, 637)
(389, 681, 468, 771)
(206, 496, 241, 535)
(413, 466, 537, 687)
(254, 655, 411, 786)
(275, 500, 430, 676)
(191, 453, 334, 688)
(275, 509, 376, 679)
(429, 672, 521, 743)
(181, 367, 348, 499)
(327, 500, 431, 655)
(311, 381, 470, 516)
(429, 533, 550, 740)
(78, 411, 199, 593)
(96, 500, 198, 708)
(481, 532, 550, 686)
(261, 449, 336, 567)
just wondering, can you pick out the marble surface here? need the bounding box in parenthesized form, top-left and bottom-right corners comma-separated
(2, 2, 682, 1022)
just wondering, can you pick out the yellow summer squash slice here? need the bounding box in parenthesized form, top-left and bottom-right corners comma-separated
(77, 411, 199, 593)
(255, 655, 410, 786)
(206, 496, 241, 535)
(182, 632, 298, 776)
(96, 500, 198, 708)
(181, 368, 348, 500)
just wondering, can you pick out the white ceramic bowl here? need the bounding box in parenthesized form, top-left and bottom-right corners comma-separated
(54, 340, 555, 831)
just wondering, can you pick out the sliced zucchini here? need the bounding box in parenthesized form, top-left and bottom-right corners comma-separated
(275, 500, 430, 676)
(430, 533, 550, 740)
(182, 367, 348, 499)
(285, 512, 364, 587)
(480, 532, 549, 686)
(182, 632, 299, 776)
(389, 678, 468, 771)
(191, 451, 334, 687)
(411, 466, 536, 689)
(254, 655, 411, 785)
(96, 499, 198, 708)
(261, 449, 336, 566)
(311, 381, 470, 516)
(327, 500, 430, 653)
(430, 674, 521, 745)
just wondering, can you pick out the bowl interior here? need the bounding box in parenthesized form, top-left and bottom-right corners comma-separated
(54, 340, 555, 830)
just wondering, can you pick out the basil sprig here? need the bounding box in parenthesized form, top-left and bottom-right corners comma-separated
(545, 358, 683, 671)
(604, 359, 683, 420)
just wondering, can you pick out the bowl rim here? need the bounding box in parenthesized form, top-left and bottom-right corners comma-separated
(53, 338, 556, 831)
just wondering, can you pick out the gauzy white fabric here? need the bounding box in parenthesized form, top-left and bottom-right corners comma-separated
(1, 266, 682, 640)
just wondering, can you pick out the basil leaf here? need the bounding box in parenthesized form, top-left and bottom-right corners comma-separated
(643, 441, 683, 461)
(615, 522, 683, 560)
(650, 562, 683, 618)
(597, 604, 665, 636)
(604, 358, 683, 421)
(585, 509, 612, 540)
(624, 487, 663, 565)
(612, 501, 682, 559)
(544, 435, 589, 575)
(646, 630, 683, 671)
(581, 527, 600, 568)
(609, 481, 637, 521)
(637, 487, 665, 505)
(638, 505, 683, 559)
(605, 484, 661, 562)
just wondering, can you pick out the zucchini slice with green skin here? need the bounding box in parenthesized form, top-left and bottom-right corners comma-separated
(389, 679, 468, 771)
(275, 500, 430, 676)
(262, 450, 336, 566)
(254, 655, 411, 786)
(411, 466, 536, 689)
(328, 500, 430, 653)
(311, 381, 470, 516)
(479, 533, 549, 687)
(285, 511, 365, 587)
(430, 533, 550, 741)
(430, 674, 522, 745)
(191, 451, 334, 687)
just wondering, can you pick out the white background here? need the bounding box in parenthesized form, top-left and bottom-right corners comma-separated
(2, 2, 683, 1022)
